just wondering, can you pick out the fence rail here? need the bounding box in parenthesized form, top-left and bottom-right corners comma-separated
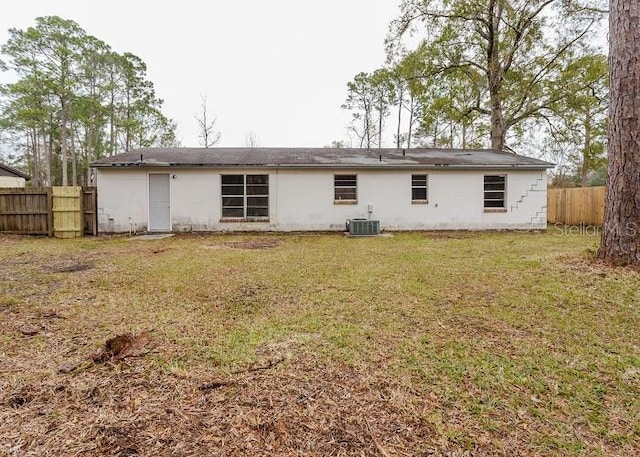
(547, 186, 605, 226)
(0, 187, 97, 237)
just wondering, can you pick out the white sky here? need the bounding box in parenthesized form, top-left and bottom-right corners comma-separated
(0, 1, 400, 148)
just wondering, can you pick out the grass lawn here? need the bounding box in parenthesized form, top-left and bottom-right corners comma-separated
(0, 230, 638, 456)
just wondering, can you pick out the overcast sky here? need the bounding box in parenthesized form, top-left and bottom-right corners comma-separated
(0, 1, 400, 148)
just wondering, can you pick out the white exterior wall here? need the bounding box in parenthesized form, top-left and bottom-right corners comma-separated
(96, 167, 548, 233)
(0, 176, 26, 188)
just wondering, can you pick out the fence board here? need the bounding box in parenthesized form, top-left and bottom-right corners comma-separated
(547, 186, 605, 225)
(0, 189, 50, 234)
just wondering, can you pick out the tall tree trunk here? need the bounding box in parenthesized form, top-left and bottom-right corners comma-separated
(407, 95, 414, 148)
(378, 100, 383, 148)
(84, 128, 89, 185)
(488, 0, 506, 151)
(31, 127, 40, 186)
(125, 88, 131, 151)
(365, 101, 372, 149)
(462, 123, 467, 149)
(71, 121, 78, 186)
(599, 0, 640, 266)
(581, 110, 592, 187)
(432, 119, 438, 147)
(396, 86, 403, 149)
(449, 122, 454, 148)
(109, 89, 115, 156)
(60, 97, 68, 186)
(489, 89, 506, 150)
(45, 133, 52, 186)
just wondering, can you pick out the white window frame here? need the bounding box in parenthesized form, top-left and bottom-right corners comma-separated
(483, 174, 507, 212)
(411, 174, 428, 204)
(221, 174, 269, 221)
(334, 174, 357, 204)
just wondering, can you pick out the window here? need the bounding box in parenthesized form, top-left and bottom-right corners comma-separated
(334, 174, 357, 202)
(221, 174, 269, 219)
(411, 174, 428, 202)
(484, 175, 506, 209)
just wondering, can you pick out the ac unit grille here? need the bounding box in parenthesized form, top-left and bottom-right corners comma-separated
(348, 219, 380, 236)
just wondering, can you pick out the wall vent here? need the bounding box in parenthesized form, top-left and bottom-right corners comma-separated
(348, 219, 380, 236)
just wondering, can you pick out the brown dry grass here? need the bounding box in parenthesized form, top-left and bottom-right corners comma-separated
(0, 231, 638, 456)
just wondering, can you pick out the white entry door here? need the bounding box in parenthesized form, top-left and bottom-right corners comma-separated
(149, 174, 171, 231)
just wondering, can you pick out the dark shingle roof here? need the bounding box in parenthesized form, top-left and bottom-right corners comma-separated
(0, 162, 30, 179)
(91, 147, 554, 170)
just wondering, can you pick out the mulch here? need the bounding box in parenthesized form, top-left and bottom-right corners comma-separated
(0, 353, 485, 457)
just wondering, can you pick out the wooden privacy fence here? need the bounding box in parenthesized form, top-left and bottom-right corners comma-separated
(0, 186, 97, 237)
(548, 186, 606, 226)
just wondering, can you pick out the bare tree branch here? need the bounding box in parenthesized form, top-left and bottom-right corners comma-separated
(195, 93, 221, 148)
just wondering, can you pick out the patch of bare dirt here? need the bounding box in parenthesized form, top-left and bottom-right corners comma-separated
(227, 239, 280, 250)
(200, 239, 280, 251)
(424, 231, 475, 240)
(92, 331, 154, 363)
(54, 331, 155, 375)
(559, 254, 640, 277)
(49, 262, 95, 273)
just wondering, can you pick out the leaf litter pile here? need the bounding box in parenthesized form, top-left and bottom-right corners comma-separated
(1, 233, 639, 456)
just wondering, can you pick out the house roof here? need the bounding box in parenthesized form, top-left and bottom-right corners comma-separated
(91, 147, 554, 170)
(0, 162, 30, 179)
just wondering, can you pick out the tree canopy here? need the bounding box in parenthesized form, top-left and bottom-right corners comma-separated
(0, 16, 177, 186)
(342, 0, 608, 182)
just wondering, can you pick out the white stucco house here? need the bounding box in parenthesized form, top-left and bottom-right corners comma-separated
(0, 162, 30, 188)
(91, 147, 554, 233)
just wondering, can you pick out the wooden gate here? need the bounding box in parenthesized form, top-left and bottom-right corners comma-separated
(83, 187, 98, 236)
(52, 186, 83, 238)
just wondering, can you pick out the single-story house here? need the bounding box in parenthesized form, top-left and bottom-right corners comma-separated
(91, 147, 554, 233)
(0, 162, 30, 188)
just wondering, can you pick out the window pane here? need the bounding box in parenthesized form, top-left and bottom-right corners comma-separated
(222, 197, 244, 207)
(222, 185, 244, 196)
(335, 175, 357, 186)
(484, 175, 505, 184)
(247, 207, 269, 217)
(335, 188, 357, 200)
(412, 175, 427, 186)
(222, 175, 244, 185)
(247, 197, 268, 207)
(484, 191, 505, 200)
(412, 188, 427, 200)
(246, 184, 269, 196)
(247, 174, 268, 184)
(484, 200, 505, 208)
(335, 180, 357, 187)
(222, 207, 244, 217)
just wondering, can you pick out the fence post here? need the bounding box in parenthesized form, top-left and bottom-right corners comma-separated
(92, 188, 98, 236)
(46, 188, 53, 237)
(79, 186, 85, 236)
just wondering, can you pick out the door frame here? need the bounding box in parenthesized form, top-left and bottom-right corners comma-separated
(147, 172, 172, 232)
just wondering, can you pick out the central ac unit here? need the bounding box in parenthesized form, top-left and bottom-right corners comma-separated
(348, 218, 380, 236)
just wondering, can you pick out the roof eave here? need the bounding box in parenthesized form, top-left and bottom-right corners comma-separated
(0, 164, 31, 180)
(92, 162, 554, 170)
